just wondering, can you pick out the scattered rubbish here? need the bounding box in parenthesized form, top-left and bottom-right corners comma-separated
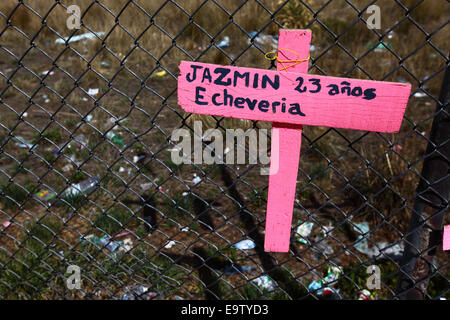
(251, 275, 276, 291)
(353, 222, 371, 254)
(308, 280, 323, 293)
(293, 220, 314, 244)
(110, 231, 132, 239)
(119, 167, 125, 173)
(164, 240, 176, 249)
(308, 266, 342, 298)
(352, 221, 404, 260)
(310, 44, 317, 52)
(312, 235, 334, 258)
(366, 42, 392, 52)
(14, 136, 36, 150)
(34, 189, 56, 202)
(82, 97, 89, 102)
(387, 31, 395, 39)
(319, 223, 334, 238)
(173, 295, 184, 300)
(413, 92, 427, 98)
(308, 280, 339, 298)
(86, 114, 94, 122)
(322, 266, 343, 285)
(231, 239, 256, 250)
(319, 286, 339, 298)
(106, 117, 120, 131)
(248, 31, 278, 49)
(63, 175, 99, 197)
(72, 133, 87, 149)
(88, 88, 99, 96)
(376, 242, 404, 258)
(62, 164, 73, 173)
(394, 145, 403, 152)
(182, 192, 188, 197)
(122, 285, 157, 300)
(55, 31, 105, 44)
(69, 155, 83, 167)
(133, 152, 147, 164)
(100, 61, 111, 68)
(44, 99, 50, 103)
(2, 221, 11, 228)
(106, 132, 125, 148)
(217, 36, 230, 48)
(358, 289, 377, 300)
(41, 70, 54, 76)
(192, 174, 202, 185)
(22, 112, 28, 117)
(119, 238, 133, 253)
(223, 265, 254, 275)
(181, 227, 189, 232)
(353, 222, 369, 234)
(54, 134, 87, 154)
(140, 182, 153, 191)
(155, 70, 167, 77)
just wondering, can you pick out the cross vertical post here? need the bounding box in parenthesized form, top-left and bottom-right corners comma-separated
(264, 30, 311, 252)
(177, 31, 411, 254)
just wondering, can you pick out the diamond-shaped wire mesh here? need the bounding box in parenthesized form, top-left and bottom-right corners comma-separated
(0, 0, 448, 300)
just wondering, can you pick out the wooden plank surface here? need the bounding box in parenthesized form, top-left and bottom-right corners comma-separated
(178, 61, 411, 133)
(264, 29, 309, 252)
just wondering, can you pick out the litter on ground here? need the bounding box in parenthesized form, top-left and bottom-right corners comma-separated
(55, 31, 105, 44)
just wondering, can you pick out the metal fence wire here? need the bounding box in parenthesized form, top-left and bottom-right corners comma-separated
(0, 0, 448, 300)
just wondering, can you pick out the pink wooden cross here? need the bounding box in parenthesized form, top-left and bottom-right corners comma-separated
(177, 30, 411, 252)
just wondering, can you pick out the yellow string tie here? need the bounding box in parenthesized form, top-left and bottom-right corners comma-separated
(265, 48, 309, 132)
(264, 48, 310, 72)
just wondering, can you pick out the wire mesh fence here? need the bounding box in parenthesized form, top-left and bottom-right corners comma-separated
(0, 0, 448, 300)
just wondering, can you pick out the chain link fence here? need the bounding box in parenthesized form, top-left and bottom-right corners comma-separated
(0, 0, 448, 300)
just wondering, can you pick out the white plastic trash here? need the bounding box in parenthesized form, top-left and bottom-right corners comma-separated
(62, 164, 73, 172)
(140, 183, 153, 191)
(164, 240, 176, 249)
(192, 175, 202, 184)
(88, 88, 99, 96)
(413, 92, 427, 98)
(251, 275, 276, 291)
(55, 32, 105, 44)
(231, 239, 256, 250)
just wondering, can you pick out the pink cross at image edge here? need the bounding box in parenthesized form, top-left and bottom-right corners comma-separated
(443, 225, 450, 251)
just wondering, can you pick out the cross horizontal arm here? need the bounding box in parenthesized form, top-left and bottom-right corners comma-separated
(178, 61, 411, 133)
